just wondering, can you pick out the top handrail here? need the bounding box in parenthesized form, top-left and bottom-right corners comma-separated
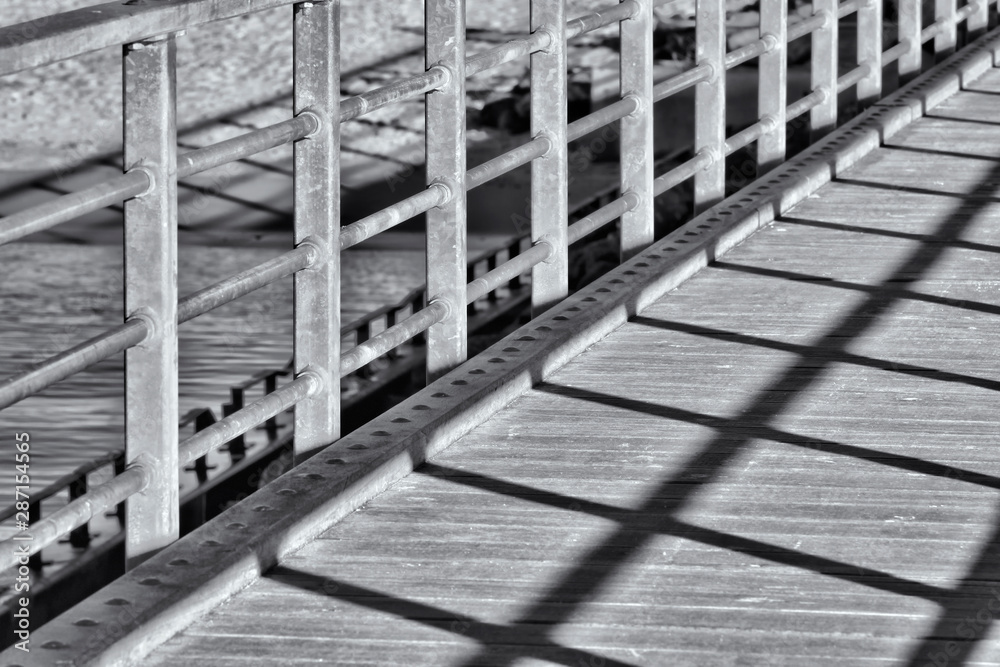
(0, 0, 300, 77)
(0, 0, 652, 79)
(0, 0, 677, 80)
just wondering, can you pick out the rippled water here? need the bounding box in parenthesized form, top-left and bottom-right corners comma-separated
(0, 241, 428, 495)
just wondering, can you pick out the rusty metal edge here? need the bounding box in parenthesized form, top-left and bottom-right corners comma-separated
(14, 26, 1000, 667)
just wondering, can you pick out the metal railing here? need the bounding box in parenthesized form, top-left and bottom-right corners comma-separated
(0, 230, 541, 583)
(0, 0, 993, 575)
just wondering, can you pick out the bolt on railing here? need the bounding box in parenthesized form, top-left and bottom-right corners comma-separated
(0, 0, 995, 575)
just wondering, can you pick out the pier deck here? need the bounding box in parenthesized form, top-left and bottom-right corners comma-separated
(91, 60, 1000, 667)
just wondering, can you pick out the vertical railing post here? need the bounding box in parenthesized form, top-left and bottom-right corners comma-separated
(898, 0, 923, 83)
(694, 0, 727, 212)
(293, 0, 341, 463)
(757, 0, 787, 174)
(969, 0, 989, 38)
(857, 0, 883, 108)
(936, 0, 958, 60)
(619, 0, 654, 260)
(122, 33, 179, 569)
(811, 0, 838, 140)
(425, 0, 468, 380)
(530, 0, 569, 312)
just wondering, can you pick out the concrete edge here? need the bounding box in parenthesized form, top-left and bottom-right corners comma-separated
(15, 26, 1000, 667)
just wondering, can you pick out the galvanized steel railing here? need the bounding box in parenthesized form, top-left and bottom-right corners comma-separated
(0, 0, 992, 574)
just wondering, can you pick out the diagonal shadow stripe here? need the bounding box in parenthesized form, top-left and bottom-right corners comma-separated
(536, 382, 1000, 491)
(419, 462, 951, 601)
(265, 565, 641, 667)
(714, 260, 1000, 317)
(924, 114, 1000, 128)
(955, 88, 1000, 96)
(779, 216, 1000, 256)
(630, 314, 1000, 394)
(884, 143, 1000, 165)
(837, 177, 1000, 202)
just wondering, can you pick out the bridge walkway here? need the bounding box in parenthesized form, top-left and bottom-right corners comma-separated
(117, 59, 1000, 666)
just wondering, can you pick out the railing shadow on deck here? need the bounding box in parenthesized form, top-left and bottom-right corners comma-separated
(252, 82, 1000, 667)
(781, 213, 1000, 254)
(469, 127, 1000, 666)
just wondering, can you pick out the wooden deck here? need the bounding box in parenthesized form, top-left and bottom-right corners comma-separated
(11, 31, 1000, 667)
(117, 66, 1000, 667)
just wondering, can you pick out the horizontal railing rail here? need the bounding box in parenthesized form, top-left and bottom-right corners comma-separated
(0, 0, 994, 600)
(0, 229, 539, 574)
